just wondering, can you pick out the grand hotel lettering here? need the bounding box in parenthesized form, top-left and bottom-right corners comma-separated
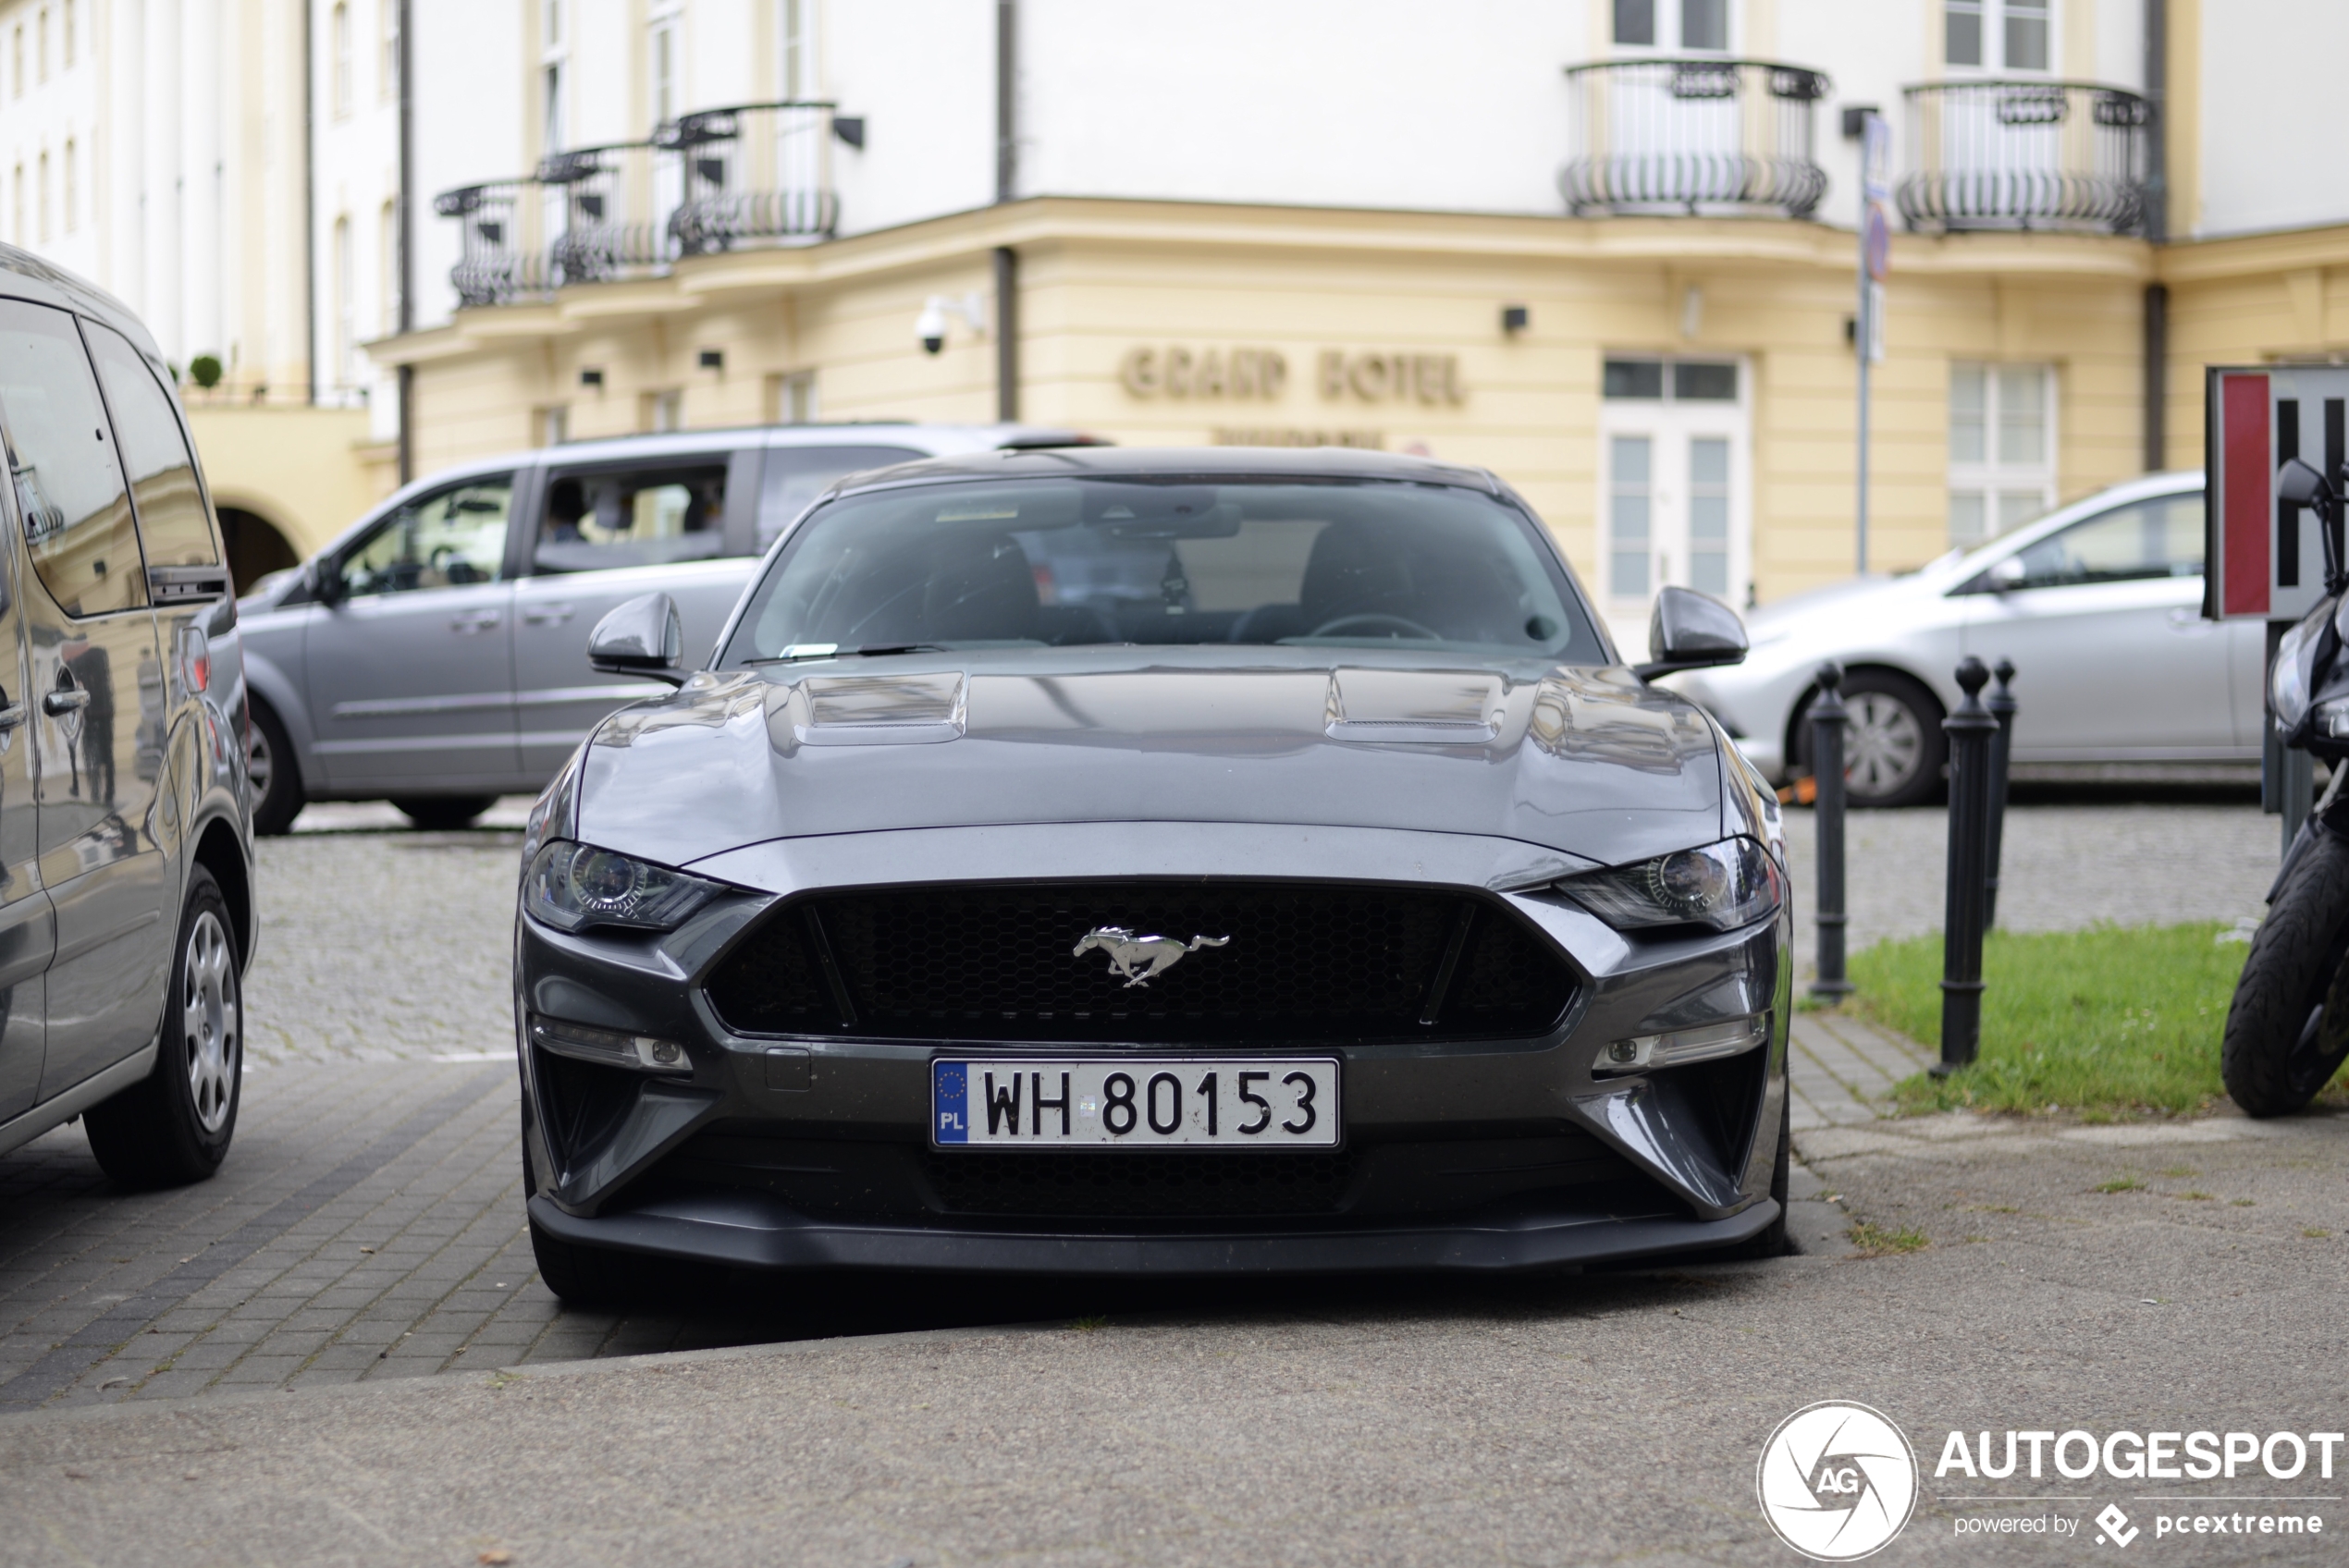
(1119, 345, 1468, 405)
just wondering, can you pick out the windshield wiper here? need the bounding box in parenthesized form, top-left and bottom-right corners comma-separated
(747, 643, 952, 665)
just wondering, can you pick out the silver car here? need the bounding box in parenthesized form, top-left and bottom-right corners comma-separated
(237, 424, 1096, 830)
(1676, 472, 2262, 807)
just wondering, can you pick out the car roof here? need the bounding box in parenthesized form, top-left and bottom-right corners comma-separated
(0, 242, 175, 374)
(831, 445, 1503, 494)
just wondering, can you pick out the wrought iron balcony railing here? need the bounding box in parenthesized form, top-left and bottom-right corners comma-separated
(434, 102, 842, 309)
(657, 101, 841, 256)
(432, 181, 553, 308)
(538, 141, 683, 286)
(1559, 58, 1831, 219)
(1897, 80, 2151, 235)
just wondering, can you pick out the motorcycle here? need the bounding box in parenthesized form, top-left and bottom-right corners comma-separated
(2224, 456, 2349, 1114)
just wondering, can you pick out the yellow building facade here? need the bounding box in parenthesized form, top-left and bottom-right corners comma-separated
(371, 193, 2348, 616)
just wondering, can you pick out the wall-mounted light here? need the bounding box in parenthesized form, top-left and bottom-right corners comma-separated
(832, 116, 866, 150)
(580, 367, 606, 388)
(1500, 304, 1530, 337)
(697, 349, 724, 372)
(916, 293, 987, 356)
(1840, 104, 1880, 140)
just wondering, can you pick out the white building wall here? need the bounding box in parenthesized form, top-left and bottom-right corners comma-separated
(2194, 0, 2349, 239)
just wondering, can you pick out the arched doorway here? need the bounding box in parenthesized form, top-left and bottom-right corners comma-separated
(217, 508, 301, 595)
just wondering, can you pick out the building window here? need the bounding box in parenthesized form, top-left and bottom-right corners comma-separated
(37, 8, 47, 83)
(380, 0, 399, 103)
(1947, 0, 2050, 71)
(10, 165, 20, 242)
(380, 199, 400, 335)
(61, 0, 71, 67)
(334, 214, 354, 384)
(541, 0, 567, 154)
(543, 63, 565, 152)
(643, 388, 683, 433)
(62, 137, 73, 230)
(36, 152, 47, 242)
(331, 2, 351, 115)
(1614, 0, 1727, 51)
(1949, 362, 2055, 547)
(650, 20, 675, 126)
(12, 27, 22, 98)
(768, 370, 817, 423)
(781, 0, 807, 96)
(537, 406, 569, 447)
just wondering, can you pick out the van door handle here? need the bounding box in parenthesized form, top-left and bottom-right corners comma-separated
(42, 688, 88, 715)
(449, 612, 502, 634)
(0, 702, 24, 729)
(522, 604, 575, 627)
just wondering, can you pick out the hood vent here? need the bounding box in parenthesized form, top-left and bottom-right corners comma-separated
(1324, 668, 1503, 743)
(786, 671, 966, 746)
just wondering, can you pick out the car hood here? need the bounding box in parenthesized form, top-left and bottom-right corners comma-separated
(570, 654, 1730, 877)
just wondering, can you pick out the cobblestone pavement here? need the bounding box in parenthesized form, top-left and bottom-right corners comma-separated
(0, 798, 2296, 1412)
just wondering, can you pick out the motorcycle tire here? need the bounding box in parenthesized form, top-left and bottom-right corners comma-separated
(2221, 825, 2349, 1117)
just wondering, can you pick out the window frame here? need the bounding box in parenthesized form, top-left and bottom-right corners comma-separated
(1945, 0, 2055, 74)
(1947, 361, 2058, 550)
(335, 472, 520, 601)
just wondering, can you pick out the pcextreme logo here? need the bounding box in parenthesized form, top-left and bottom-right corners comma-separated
(1758, 1402, 1921, 1561)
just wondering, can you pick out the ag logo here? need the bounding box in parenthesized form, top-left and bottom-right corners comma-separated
(1756, 1402, 1919, 1561)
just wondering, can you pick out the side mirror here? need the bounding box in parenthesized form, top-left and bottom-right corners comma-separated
(1635, 584, 1749, 680)
(2279, 456, 2331, 509)
(1987, 556, 2026, 592)
(587, 592, 687, 687)
(304, 557, 345, 607)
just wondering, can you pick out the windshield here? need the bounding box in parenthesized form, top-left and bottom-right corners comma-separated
(719, 477, 1607, 666)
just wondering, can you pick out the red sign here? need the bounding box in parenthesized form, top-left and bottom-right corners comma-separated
(2220, 374, 2269, 617)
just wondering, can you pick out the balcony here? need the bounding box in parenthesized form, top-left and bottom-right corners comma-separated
(1559, 58, 1831, 220)
(1897, 80, 2152, 235)
(433, 102, 842, 310)
(657, 101, 841, 256)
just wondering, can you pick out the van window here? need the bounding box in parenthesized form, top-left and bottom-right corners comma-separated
(757, 445, 927, 549)
(0, 300, 143, 616)
(340, 476, 514, 597)
(85, 321, 219, 568)
(537, 463, 727, 573)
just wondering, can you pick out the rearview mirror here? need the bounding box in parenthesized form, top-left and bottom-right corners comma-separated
(2279, 456, 2331, 509)
(1636, 585, 1749, 680)
(587, 592, 687, 687)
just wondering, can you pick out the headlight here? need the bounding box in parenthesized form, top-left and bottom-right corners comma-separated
(523, 839, 726, 933)
(1558, 836, 1784, 932)
(2273, 614, 2318, 730)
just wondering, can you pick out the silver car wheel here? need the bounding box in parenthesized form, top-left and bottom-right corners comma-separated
(181, 910, 240, 1134)
(1845, 692, 1925, 798)
(245, 721, 274, 803)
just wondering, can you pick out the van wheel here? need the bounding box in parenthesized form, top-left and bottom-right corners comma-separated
(392, 795, 498, 830)
(84, 868, 241, 1187)
(246, 702, 303, 836)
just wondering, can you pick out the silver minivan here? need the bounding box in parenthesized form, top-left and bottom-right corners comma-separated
(237, 424, 1096, 830)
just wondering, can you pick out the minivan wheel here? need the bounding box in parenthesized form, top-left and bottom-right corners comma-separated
(391, 795, 498, 830)
(246, 702, 304, 837)
(1798, 669, 1947, 810)
(84, 867, 242, 1187)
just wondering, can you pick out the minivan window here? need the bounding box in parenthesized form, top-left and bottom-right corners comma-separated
(537, 463, 726, 573)
(0, 300, 143, 617)
(340, 475, 514, 597)
(85, 321, 219, 569)
(757, 445, 928, 550)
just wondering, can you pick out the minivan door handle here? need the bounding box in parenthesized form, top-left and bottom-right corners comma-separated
(449, 612, 502, 634)
(0, 698, 25, 729)
(42, 688, 88, 716)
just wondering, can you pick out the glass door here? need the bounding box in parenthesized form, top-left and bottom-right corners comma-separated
(1597, 357, 1750, 654)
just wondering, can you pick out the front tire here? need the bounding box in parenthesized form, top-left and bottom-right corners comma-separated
(2222, 827, 2349, 1116)
(1798, 669, 1946, 810)
(246, 701, 304, 837)
(84, 867, 242, 1187)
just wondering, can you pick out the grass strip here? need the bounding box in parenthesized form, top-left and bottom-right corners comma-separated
(1849, 922, 2244, 1120)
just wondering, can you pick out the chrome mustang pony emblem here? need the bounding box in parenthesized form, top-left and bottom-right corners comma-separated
(1073, 926, 1231, 987)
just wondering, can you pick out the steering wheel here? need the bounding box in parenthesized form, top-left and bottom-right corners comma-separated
(1308, 612, 1443, 641)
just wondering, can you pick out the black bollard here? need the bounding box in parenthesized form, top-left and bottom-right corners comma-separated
(1809, 662, 1852, 1001)
(1983, 659, 2018, 929)
(1937, 657, 1997, 1075)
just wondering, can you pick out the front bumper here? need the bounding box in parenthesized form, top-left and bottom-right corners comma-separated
(513, 823, 1793, 1275)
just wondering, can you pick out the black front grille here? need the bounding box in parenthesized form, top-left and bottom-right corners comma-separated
(925, 1148, 1357, 1218)
(703, 881, 1577, 1043)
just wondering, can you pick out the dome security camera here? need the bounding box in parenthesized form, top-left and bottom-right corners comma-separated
(915, 293, 985, 357)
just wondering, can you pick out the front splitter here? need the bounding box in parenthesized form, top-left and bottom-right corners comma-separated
(526, 1191, 1779, 1276)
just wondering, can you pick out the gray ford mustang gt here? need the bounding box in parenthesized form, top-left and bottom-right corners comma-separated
(512, 447, 1791, 1299)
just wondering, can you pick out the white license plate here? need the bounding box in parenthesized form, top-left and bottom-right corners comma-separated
(931, 1058, 1341, 1148)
